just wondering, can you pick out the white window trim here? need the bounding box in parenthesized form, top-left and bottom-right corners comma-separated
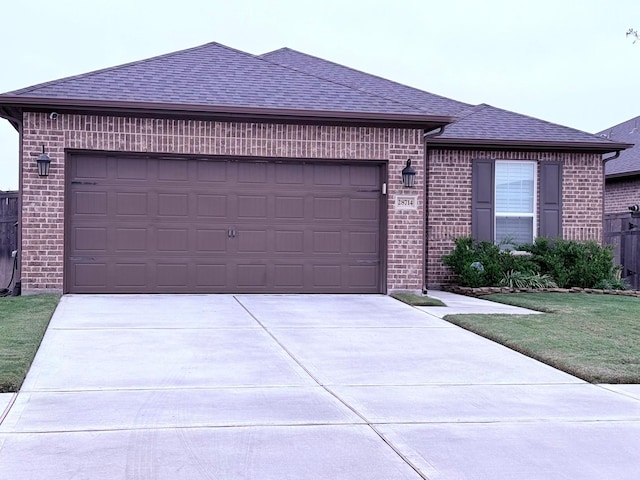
(494, 160, 537, 244)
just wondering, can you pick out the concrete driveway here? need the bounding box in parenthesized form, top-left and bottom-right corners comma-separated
(1, 294, 640, 479)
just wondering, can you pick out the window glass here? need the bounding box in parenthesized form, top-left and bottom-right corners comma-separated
(495, 161, 535, 245)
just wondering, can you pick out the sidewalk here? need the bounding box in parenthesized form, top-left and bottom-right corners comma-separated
(420, 289, 542, 317)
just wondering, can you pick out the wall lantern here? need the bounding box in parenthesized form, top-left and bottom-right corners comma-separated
(401, 159, 416, 188)
(36, 146, 51, 177)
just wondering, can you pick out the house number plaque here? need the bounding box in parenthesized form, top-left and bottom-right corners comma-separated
(395, 195, 418, 211)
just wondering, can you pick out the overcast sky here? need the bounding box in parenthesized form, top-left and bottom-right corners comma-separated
(1, 0, 639, 190)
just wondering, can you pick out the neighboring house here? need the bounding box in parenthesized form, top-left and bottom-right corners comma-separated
(0, 42, 630, 294)
(598, 116, 640, 214)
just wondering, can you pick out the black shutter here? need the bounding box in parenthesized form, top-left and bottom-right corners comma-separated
(539, 161, 562, 239)
(472, 159, 495, 242)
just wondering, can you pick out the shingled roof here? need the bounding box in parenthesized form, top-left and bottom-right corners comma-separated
(260, 47, 470, 117)
(0, 42, 452, 128)
(0, 41, 631, 152)
(262, 48, 627, 152)
(597, 116, 640, 177)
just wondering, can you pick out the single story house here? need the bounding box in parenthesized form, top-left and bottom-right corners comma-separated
(0, 42, 630, 294)
(598, 116, 640, 214)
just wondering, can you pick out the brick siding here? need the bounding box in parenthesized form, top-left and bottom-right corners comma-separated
(605, 176, 640, 214)
(20, 112, 424, 293)
(426, 149, 603, 288)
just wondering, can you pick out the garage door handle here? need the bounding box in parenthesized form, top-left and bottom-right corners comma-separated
(228, 228, 236, 238)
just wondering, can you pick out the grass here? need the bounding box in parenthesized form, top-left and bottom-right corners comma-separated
(391, 292, 445, 307)
(445, 293, 640, 384)
(0, 294, 60, 392)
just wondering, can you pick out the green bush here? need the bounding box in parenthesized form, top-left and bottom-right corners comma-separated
(499, 270, 558, 289)
(442, 237, 538, 287)
(443, 237, 623, 289)
(518, 238, 618, 289)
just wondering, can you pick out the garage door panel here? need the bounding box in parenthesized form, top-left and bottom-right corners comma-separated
(313, 231, 342, 253)
(237, 195, 268, 218)
(73, 263, 108, 288)
(350, 198, 379, 220)
(157, 193, 189, 216)
(74, 227, 108, 252)
(349, 231, 379, 254)
(238, 162, 267, 183)
(196, 229, 228, 252)
(114, 263, 147, 287)
(156, 263, 189, 287)
(274, 230, 304, 253)
(196, 160, 227, 182)
(195, 264, 227, 287)
(158, 159, 188, 181)
(349, 165, 379, 186)
(275, 196, 305, 219)
(349, 265, 379, 287)
(74, 155, 108, 180)
(116, 158, 148, 180)
(74, 191, 107, 215)
(115, 228, 148, 252)
(275, 163, 304, 184)
(314, 197, 342, 219)
(116, 192, 148, 215)
(68, 154, 383, 293)
(156, 228, 189, 252)
(237, 264, 267, 287)
(273, 264, 305, 287)
(196, 194, 227, 217)
(313, 164, 342, 185)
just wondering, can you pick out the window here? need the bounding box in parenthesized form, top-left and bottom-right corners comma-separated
(472, 159, 561, 245)
(494, 161, 536, 245)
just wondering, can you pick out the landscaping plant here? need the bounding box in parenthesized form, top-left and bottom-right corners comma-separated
(443, 236, 626, 289)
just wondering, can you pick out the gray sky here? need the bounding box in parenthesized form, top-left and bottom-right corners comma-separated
(1, 0, 639, 190)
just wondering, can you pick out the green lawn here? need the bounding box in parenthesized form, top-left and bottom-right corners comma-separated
(0, 295, 60, 392)
(445, 293, 640, 384)
(391, 292, 445, 307)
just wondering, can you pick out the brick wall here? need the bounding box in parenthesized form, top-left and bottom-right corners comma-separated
(426, 149, 603, 288)
(605, 176, 640, 214)
(20, 112, 424, 293)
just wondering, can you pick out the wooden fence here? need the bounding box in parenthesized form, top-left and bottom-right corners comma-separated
(0, 191, 18, 289)
(604, 212, 640, 290)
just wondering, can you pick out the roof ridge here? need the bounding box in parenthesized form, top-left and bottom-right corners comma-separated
(259, 47, 470, 115)
(3, 42, 226, 96)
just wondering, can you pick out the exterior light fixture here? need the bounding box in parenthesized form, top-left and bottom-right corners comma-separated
(401, 159, 416, 188)
(36, 145, 51, 177)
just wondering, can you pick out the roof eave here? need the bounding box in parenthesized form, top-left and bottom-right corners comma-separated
(606, 169, 640, 180)
(0, 96, 455, 129)
(426, 137, 632, 153)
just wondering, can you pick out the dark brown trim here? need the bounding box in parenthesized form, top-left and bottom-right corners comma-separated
(426, 137, 632, 154)
(606, 170, 640, 180)
(0, 96, 455, 129)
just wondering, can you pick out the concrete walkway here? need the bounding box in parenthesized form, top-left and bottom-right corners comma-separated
(1, 293, 639, 479)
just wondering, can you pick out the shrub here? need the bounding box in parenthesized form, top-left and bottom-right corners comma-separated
(442, 237, 538, 287)
(499, 270, 558, 289)
(518, 238, 617, 289)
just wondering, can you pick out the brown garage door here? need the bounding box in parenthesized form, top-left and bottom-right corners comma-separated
(66, 153, 384, 293)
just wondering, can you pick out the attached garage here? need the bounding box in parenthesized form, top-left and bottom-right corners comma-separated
(66, 152, 385, 294)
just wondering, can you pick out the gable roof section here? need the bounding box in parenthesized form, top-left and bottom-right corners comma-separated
(597, 116, 640, 177)
(262, 49, 628, 153)
(0, 42, 452, 129)
(260, 48, 470, 117)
